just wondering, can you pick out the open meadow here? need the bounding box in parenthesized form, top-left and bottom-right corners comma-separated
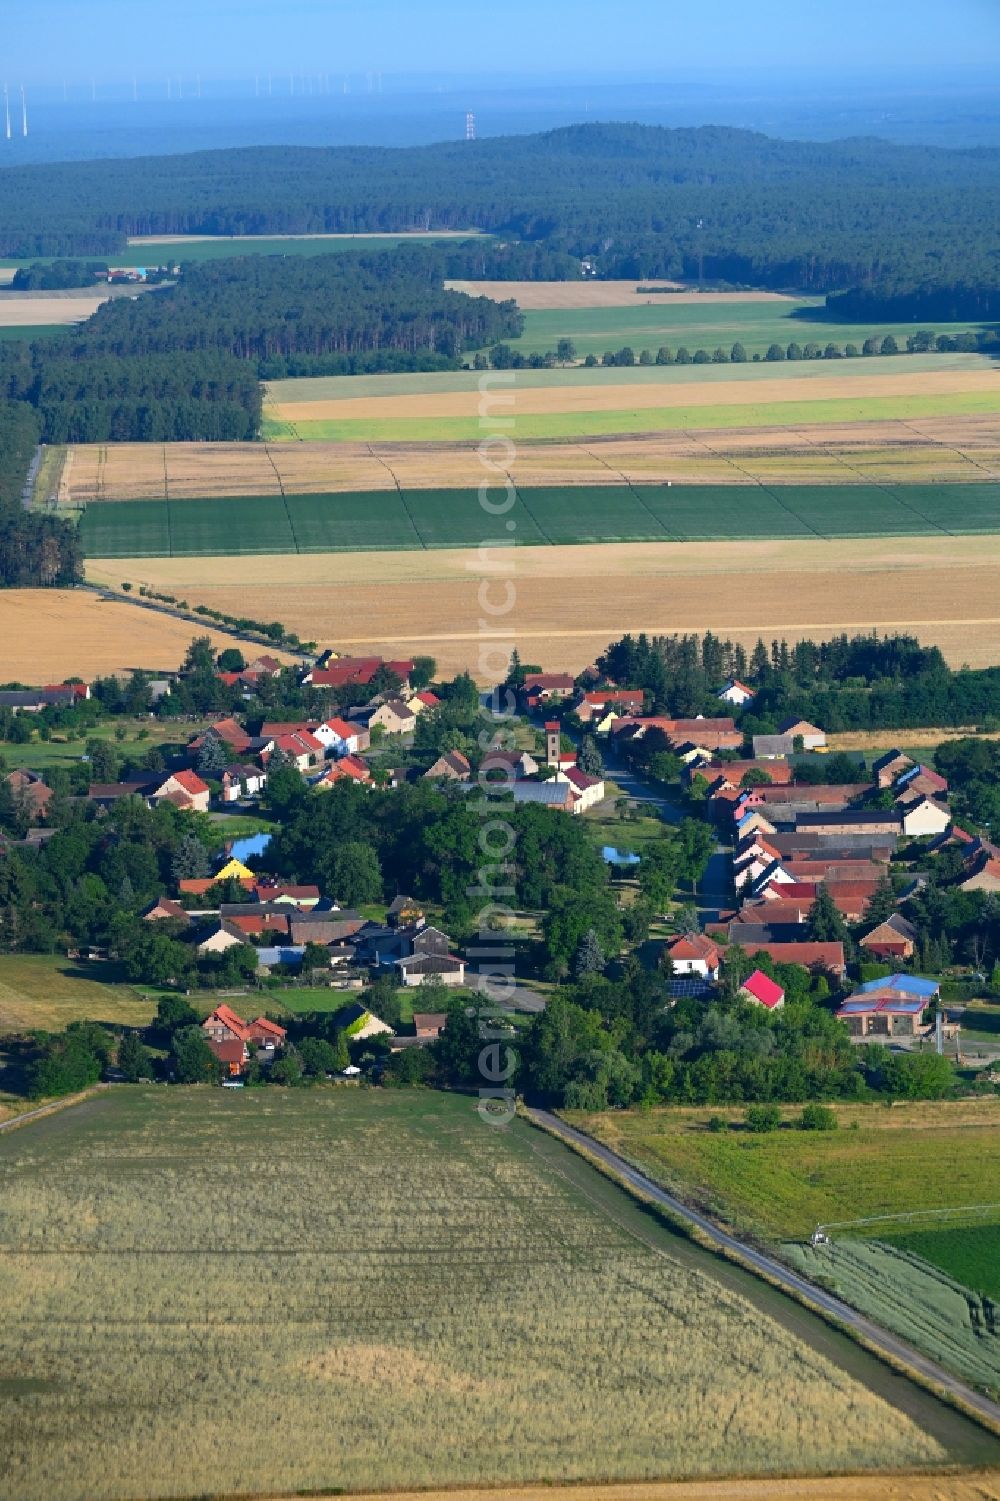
(0, 589, 281, 681)
(1, 1088, 994, 1501)
(0, 955, 157, 1037)
(443, 281, 786, 308)
(85, 532, 1000, 675)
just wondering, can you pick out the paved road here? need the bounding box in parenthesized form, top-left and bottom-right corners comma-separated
(526, 1107, 1000, 1430)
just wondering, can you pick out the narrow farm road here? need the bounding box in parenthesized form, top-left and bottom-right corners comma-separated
(526, 1108, 1000, 1432)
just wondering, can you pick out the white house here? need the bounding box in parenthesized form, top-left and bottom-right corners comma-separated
(899, 795, 951, 838)
(666, 933, 721, 978)
(718, 679, 755, 707)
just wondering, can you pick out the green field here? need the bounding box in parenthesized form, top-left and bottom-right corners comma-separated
(569, 1101, 1000, 1244)
(884, 1222, 1000, 1298)
(265, 387, 1000, 442)
(80, 479, 1000, 557)
(2, 1087, 991, 1501)
(0, 235, 491, 276)
(0, 324, 64, 342)
(512, 299, 994, 360)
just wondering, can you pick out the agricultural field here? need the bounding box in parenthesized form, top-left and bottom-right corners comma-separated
(443, 281, 788, 308)
(0, 293, 111, 327)
(0, 1088, 993, 1501)
(0, 590, 280, 682)
(0, 955, 158, 1036)
(85, 532, 1000, 676)
(781, 1239, 1000, 1395)
(50, 416, 1000, 505)
(262, 381, 1000, 443)
(567, 1099, 1000, 1243)
(77, 480, 1000, 555)
(486, 293, 994, 361)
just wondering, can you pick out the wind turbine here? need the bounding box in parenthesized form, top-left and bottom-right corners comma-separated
(21, 85, 28, 139)
(3, 84, 11, 142)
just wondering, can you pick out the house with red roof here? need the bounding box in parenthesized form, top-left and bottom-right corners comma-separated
(739, 970, 785, 1010)
(732, 939, 846, 977)
(666, 933, 721, 978)
(523, 672, 576, 708)
(313, 717, 369, 756)
(189, 717, 253, 756)
(141, 896, 190, 924)
(314, 755, 373, 788)
(305, 656, 414, 692)
(859, 913, 918, 961)
(574, 688, 645, 724)
(148, 769, 211, 813)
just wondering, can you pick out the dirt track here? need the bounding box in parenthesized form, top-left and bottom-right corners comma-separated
(268, 1476, 1000, 1501)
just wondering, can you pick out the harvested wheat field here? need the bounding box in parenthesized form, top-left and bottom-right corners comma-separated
(0, 590, 285, 680)
(268, 368, 1000, 427)
(52, 416, 1000, 505)
(443, 281, 797, 308)
(87, 534, 1000, 678)
(0, 294, 110, 327)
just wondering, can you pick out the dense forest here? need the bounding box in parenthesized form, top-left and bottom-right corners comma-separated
(596, 630, 1000, 732)
(0, 250, 521, 450)
(1, 124, 999, 296)
(0, 401, 81, 587)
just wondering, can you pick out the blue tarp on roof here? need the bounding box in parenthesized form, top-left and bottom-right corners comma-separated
(857, 973, 939, 997)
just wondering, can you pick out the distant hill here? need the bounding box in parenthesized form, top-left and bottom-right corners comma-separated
(1, 122, 998, 295)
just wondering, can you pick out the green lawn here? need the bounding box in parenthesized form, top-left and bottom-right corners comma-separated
(0, 719, 200, 773)
(0, 1087, 984, 1501)
(512, 299, 994, 360)
(80, 480, 1000, 558)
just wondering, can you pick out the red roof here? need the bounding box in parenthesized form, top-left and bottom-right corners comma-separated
(667, 933, 721, 964)
(261, 720, 316, 737)
(199, 717, 251, 750)
(734, 940, 846, 973)
(524, 673, 575, 690)
(310, 656, 413, 688)
(582, 689, 644, 706)
(415, 690, 441, 707)
(740, 970, 785, 1009)
(207, 1038, 246, 1065)
(172, 769, 210, 796)
(252, 883, 321, 902)
(320, 716, 358, 739)
(204, 1003, 251, 1041)
(247, 1016, 287, 1040)
(179, 875, 254, 895)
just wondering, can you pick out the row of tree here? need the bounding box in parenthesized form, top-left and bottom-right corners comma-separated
(596, 630, 1000, 732)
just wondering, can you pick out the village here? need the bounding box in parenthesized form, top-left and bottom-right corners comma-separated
(2, 633, 998, 1088)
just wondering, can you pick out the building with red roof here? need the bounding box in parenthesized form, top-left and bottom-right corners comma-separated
(739, 970, 785, 1010)
(666, 933, 721, 977)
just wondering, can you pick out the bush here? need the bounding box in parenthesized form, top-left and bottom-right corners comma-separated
(706, 1114, 728, 1133)
(745, 1104, 782, 1133)
(799, 1103, 838, 1131)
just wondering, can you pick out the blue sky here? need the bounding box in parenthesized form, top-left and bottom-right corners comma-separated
(4, 0, 999, 83)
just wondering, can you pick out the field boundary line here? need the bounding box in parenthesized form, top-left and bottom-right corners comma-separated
(525, 1108, 1000, 1437)
(366, 447, 426, 549)
(902, 418, 1000, 480)
(786, 426, 952, 537)
(506, 474, 554, 545)
(577, 444, 679, 541)
(684, 427, 828, 539)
